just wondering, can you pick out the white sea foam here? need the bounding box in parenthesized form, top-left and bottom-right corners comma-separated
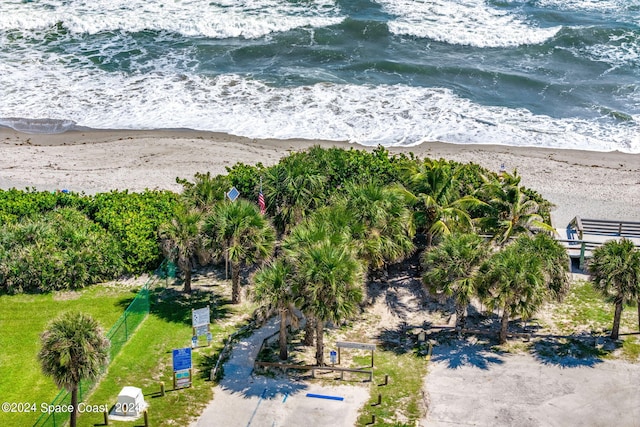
(581, 32, 640, 70)
(374, 0, 560, 47)
(0, 0, 343, 39)
(0, 55, 637, 153)
(534, 0, 640, 13)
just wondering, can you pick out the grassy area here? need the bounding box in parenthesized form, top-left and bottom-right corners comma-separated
(551, 279, 637, 335)
(78, 283, 255, 426)
(0, 283, 143, 427)
(355, 350, 428, 426)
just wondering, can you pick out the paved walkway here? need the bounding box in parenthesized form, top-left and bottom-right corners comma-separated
(190, 317, 369, 427)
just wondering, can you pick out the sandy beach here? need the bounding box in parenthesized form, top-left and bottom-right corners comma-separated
(1, 127, 639, 228)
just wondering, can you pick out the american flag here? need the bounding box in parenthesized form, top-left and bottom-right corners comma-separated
(258, 191, 266, 215)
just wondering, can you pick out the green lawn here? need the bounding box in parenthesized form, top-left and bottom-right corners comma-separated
(0, 276, 254, 427)
(78, 285, 253, 426)
(0, 284, 142, 427)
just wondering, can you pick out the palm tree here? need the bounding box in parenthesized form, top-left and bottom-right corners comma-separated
(336, 182, 415, 271)
(404, 159, 484, 245)
(176, 171, 230, 211)
(480, 170, 553, 244)
(513, 234, 570, 301)
(296, 241, 365, 365)
(477, 245, 547, 344)
(38, 312, 109, 427)
(158, 206, 203, 293)
(253, 259, 298, 360)
(204, 199, 276, 304)
(422, 233, 490, 331)
(281, 209, 353, 346)
(589, 239, 640, 340)
(263, 160, 327, 234)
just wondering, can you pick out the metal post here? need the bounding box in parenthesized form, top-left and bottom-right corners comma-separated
(124, 311, 128, 340)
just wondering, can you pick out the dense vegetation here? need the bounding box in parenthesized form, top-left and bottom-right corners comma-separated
(0, 145, 552, 289)
(0, 189, 178, 293)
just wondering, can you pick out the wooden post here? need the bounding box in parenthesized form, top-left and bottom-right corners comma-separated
(143, 410, 149, 427)
(160, 382, 165, 396)
(103, 410, 109, 425)
(371, 349, 374, 368)
(384, 374, 389, 385)
(338, 347, 341, 365)
(579, 242, 586, 271)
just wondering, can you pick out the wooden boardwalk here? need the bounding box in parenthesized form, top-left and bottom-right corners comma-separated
(556, 216, 640, 269)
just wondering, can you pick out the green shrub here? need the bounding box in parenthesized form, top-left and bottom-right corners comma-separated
(0, 208, 124, 293)
(89, 190, 178, 272)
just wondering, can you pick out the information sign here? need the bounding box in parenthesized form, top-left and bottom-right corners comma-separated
(226, 187, 240, 202)
(172, 347, 192, 372)
(195, 325, 209, 337)
(192, 306, 210, 328)
(336, 341, 376, 351)
(175, 369, 191, 388)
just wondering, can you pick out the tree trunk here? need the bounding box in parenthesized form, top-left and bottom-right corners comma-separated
(70, 384, 78, 427)
(304, 314, 315, 346)
(611, 296, 624, 340)
(455, 302, 466, 331)
(231, 262, 241, 304)
(499, 307, 510, 344)
(637, 298, 640, 333)
(183, 267, 192, 293)
(279, 308, 288, 361)
(315, 319, 325, 366)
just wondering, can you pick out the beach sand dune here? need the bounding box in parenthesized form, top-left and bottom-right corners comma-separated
(1, 127, 639, 228)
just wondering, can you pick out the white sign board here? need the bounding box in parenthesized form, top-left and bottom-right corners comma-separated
(192, 306, 210, 328)
(336, 341, 376, 351)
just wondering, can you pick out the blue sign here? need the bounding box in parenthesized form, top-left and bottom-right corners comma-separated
(227, 187, 240, 202)
(172, 347, 192, 371)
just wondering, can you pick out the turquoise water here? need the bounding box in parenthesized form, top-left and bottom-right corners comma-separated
(1, 0, 638, 151)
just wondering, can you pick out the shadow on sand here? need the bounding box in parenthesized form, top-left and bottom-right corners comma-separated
(531, 335, 612, 368)
(431, 339, 506, 370)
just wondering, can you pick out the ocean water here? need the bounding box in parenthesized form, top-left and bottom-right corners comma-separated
(0, 0, 639, 152)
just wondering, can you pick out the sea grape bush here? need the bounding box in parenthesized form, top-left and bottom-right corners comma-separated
(89, 190, 179, 272)
(0, 208, 124, 293)
(0, 189, 177, 293)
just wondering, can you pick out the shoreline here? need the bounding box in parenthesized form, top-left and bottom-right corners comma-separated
(2, 126, 639, 228)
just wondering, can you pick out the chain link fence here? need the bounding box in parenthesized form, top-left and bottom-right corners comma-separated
(32, 266, 160, 427)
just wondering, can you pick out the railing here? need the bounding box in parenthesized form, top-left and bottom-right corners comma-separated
(32, 269, 157, 427)
(569, 216, 640, 240)
(557, 239, 603, 270)
(254, 361, 373, 381)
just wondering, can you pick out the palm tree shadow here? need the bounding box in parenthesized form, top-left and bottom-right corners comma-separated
(531, 336, 611, 368)
(148, 287, 231, 325)
(431, 339, 505, 370)
(218, 372, 309, 399)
